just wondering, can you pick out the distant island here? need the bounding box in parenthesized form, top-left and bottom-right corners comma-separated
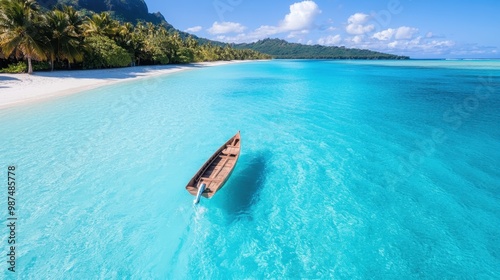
(0, 0, 407, 74)
(234, 39, 409, 60)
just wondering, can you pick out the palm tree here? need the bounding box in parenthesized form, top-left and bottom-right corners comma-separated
(45, 6, 83, 70)
(115, 22, 145, 66)
(115, 22, 133, 50)
(185, 36, 198, 49)
(82, 12, 119, 38)
(0, 0, 49, 74)
(62, 5, 83, 35)
(132, 22, 148, 65)
(62, 5, 84, 69)
(145, 22, 156, 37)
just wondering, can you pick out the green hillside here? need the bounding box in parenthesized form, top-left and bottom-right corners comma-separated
(234, 38, 409, 59)
(39, 0, 164, 24)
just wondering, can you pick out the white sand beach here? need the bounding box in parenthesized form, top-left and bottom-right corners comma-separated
(0, 60, 248, 109)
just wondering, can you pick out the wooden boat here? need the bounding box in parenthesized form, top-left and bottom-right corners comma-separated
(186, 131, 241, 204)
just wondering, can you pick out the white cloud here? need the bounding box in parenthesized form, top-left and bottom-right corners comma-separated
(427, 40, 455, 48)
(215, 33, 253, 43)
(388, 41, 398, 48)
(212, 1, 321, 43)
(373, 26, 419, 41)
(449, 44, 500, 57)
(208, 21, 246, 34)
(251, 25, 279, 37)
(280, 1, 321, 31)
(373, 28, 395, 41)
(352, 35, 364, 44)
(395, 26, 419, 40)
(341, 25, 458, 57)
(318, 35, 342, 45)
(185, 26, 202, 33)
(252, 0, 321, 36)
(346, 13, 374, 35)
(287, 29, 310, 39)
(387, 37, 454, 54)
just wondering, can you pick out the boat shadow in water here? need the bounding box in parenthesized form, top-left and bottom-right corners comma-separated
(213, 152, 268, 222)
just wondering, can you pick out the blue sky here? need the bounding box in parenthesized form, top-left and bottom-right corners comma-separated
(146, 0, 500, 58)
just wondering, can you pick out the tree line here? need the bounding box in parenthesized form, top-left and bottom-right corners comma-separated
(235, 38, 409, 60)
(0, 0, 271, 74)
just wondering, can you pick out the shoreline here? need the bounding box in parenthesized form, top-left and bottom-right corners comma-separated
(0, 60, 252, 110)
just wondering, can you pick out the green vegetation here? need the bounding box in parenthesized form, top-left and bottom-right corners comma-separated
(0, 61, 26, 73)
(83, 35, 132, 69)
(234, 38, 409, 60)
(0, 60, 49, 73)
(0, 0, 270, 74)
(0, 0, 49, 73)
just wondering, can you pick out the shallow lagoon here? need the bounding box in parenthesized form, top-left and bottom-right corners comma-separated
(1, 60, 499, 278)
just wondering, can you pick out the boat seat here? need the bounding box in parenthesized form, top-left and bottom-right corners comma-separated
(201, 178, 220, 182)
(222, 146, 239, 155)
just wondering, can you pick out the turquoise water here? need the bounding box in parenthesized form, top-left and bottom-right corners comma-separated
(1, 60, 499, 279)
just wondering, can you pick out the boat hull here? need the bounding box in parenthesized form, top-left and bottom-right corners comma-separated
(185, 132, 241, 199)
